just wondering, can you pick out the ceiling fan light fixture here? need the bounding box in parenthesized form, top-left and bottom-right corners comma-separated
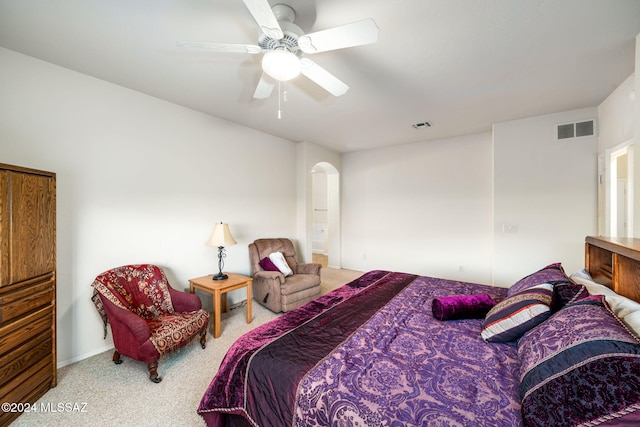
(262, 49, 301, 81)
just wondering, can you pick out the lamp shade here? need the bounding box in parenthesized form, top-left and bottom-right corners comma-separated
(206, 223, 237, 247)
(262, 50, 301, 81)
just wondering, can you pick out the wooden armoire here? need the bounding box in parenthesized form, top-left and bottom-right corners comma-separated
(0, 163, 56, 427)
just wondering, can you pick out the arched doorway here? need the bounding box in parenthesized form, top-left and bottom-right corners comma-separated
(311, 162, 340, 268)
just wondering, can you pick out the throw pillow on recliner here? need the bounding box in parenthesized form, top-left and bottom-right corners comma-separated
(259, 257, 280, 272)
(268, 251, 293, 276)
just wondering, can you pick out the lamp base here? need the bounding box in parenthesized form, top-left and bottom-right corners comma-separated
(212, 272, 228, 281)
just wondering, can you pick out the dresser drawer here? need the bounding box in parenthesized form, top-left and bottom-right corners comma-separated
(0, 306, 54, 427)
(0, 356, 52, 426)
(0, 306, 52, 358)
(0, 332, 52, 389)
(0, 277, 54, 324)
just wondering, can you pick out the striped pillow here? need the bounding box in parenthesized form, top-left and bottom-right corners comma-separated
(518, 295, 640, 426)
(481, 283, 553, 343)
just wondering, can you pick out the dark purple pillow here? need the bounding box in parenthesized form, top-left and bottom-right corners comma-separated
(258, 257, 279, 272)
(507, 262, 572, 297)
(552, 282, 588, 311)
(432, 294, 496, 321)
(518, 295, 640, 426)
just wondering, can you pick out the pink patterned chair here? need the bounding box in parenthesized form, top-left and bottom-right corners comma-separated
(91, 264, 209, 383)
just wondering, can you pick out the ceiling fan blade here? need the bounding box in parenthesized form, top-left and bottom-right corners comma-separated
(177, 41, 262, 54)
(298, 18, 379, 54)
(253, 73, 276, 99)
(299, 58, 349, 96)
(242, 0, 283, 40)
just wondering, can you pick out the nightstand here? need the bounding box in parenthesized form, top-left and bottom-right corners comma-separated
(189, 273, 253, 338)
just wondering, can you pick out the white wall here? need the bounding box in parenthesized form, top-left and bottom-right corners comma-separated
(342, 110, 598, 288)
(0, 48, 298, 366)
(597, 73, 635, 235)
(593, 33, 640, 237)
(493, 109, 598, 286)
(341, 132, 494, 284)
(598, 74, 635, 151)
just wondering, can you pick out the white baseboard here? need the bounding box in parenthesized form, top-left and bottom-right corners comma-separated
(57, 343, 114, 368)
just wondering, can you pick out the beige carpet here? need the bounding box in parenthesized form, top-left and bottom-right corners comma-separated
(10, 267, 363, 427)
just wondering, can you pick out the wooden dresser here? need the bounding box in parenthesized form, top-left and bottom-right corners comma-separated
(585, 236, 640, 303)
(0, 164, 56, 427)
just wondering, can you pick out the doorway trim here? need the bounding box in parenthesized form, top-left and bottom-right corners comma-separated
(311, 162, 341, 268)
(605, 140, 634, 237)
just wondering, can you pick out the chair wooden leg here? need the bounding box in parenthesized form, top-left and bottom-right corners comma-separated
(200, 328, 207, 349)
(148, 361, 162, 383)
(113, 350, 122, 364)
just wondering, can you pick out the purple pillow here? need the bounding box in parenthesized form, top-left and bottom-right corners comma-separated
(507, 262, 572, 297)
(552, 282, 588, 311)
(258, 257, 279, 272)
(432, 294, 495, 321)
(518, 295, 640, 426)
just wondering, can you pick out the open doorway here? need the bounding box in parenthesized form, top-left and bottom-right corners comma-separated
(311, 162, 340, 268)
(606, 141, 634, 237)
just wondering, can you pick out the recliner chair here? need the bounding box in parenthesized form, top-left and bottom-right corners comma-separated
(248, 238, 321, 312)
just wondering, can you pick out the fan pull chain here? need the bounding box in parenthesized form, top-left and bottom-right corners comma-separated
(277, 81, 289, 120)
(277, 81, 282, 119)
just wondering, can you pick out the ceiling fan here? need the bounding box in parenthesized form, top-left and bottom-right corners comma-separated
(178, 0, 379, 99)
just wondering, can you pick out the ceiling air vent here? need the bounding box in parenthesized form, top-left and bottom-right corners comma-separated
(412, 121, 433, 129)
(556, 119, 596, 141)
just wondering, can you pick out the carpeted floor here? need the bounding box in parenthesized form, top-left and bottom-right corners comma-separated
(10, 267, 363, 427)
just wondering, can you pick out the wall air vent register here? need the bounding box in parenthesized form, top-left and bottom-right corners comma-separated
(556, 119, 596, 141)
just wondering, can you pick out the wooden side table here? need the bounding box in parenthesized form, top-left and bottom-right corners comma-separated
(189, 272, 253, 338)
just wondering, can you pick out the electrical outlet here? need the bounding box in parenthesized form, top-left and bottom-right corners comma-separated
(502, 223, 518, 233)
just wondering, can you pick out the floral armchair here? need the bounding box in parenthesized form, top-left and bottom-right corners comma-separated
(91, 264, 209, 383)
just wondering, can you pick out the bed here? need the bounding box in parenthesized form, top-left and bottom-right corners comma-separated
(197, 237, 640, 427)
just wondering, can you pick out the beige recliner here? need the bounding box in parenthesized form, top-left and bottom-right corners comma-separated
(248, 238, 321, 312)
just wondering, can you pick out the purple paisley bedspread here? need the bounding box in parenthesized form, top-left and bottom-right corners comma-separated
(198, 271, 522, 427)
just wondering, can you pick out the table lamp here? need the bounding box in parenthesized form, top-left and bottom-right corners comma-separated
(206, 222, 237, 280)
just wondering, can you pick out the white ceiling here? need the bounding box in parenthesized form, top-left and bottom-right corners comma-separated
(1, 0, 639, 153)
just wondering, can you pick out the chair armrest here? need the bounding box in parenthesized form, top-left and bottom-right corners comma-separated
(101, 298, 151, 344)
(168, 286, 202, 312)
(253, 270, 285, 284)
(296, 263, 322, 276)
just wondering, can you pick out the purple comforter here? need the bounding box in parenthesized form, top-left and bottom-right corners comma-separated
(198, 271, 522, 427)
